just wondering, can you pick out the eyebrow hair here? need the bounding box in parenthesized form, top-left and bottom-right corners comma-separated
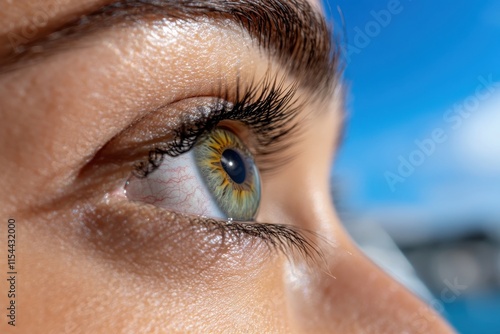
(1, 0, 341, 95)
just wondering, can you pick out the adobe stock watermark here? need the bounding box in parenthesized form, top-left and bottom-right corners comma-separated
(410, 276, 468, 333)
(6, 0, 65, 55)
(385, 74, 500, 192)
(342, 0, 405, 64)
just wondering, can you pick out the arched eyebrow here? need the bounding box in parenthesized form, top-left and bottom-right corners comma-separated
(1, 0, 340, 96)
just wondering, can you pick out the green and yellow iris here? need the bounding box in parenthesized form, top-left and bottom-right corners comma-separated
(194, 128, 260, 221)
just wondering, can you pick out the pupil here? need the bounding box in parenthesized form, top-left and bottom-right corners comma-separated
(221, 148, 247, 184)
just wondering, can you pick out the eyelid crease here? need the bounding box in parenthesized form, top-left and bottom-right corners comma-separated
(134, 73, 304, 178)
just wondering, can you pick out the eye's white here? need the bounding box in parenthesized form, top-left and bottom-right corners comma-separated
(125, 151, 225, 219)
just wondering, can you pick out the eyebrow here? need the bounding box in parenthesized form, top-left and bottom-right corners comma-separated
(1, 0, 340, 95)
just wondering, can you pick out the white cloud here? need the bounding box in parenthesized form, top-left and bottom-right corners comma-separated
(454, 92, 500, 172)
(357, 93, 500, 242)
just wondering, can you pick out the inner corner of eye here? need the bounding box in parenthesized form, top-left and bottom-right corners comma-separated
(125, 127, 261, 222)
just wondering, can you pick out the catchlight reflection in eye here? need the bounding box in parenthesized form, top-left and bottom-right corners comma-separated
(125, 128, 261, 221)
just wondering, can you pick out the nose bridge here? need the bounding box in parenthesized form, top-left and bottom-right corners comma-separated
(263, 112, 454, 332)
(263, 193, 457, 332)
(283, 204, 455, 333)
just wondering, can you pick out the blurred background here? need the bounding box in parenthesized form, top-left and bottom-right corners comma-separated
(322, 0, 500, 333)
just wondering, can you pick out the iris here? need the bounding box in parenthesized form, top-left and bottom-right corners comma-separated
(194, 128, 261, 221)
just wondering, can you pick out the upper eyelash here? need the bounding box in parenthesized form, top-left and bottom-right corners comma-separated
(133, 74, 303, 178)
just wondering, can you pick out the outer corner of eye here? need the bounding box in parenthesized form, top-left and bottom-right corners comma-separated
(125, 127, 261, 222)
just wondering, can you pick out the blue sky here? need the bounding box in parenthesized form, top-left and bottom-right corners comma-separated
(322, 0, 500, 238)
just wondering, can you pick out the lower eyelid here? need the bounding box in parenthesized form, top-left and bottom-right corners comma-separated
(79, 194, 322, 279)
(81, 196, 275, 279)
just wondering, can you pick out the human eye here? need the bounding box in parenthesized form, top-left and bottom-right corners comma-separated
(87, 74, 325, 262)
(125, 80, 299, 222)
(126, 126, 262, 221)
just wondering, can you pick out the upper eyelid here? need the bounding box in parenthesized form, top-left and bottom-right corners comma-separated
(81, 74, 299, 188)
(133, 75, 304, 178)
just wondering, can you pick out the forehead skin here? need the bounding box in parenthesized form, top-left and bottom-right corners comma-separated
(0, 0, 455, 333)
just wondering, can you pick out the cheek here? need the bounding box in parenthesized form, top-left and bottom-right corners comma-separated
(125, 153, 223, 218)
(17, 216, 291, 333)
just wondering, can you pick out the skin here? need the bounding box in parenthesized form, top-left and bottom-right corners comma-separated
(0, 0, 455, 333)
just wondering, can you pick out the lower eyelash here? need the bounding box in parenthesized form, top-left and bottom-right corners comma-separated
(88, 197, 323, 266)
(176, 214, 324, 267)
